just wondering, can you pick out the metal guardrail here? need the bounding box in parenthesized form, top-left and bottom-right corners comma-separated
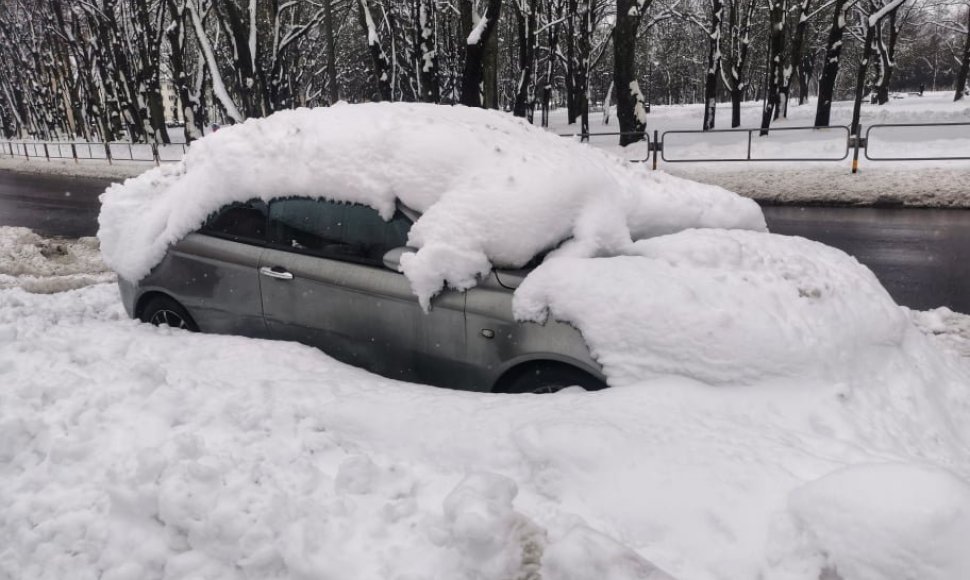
(661, 125, 851, 163)
(558, 131, 652, 163)
(865, 122, 970, 161)
(0, 139, 187, 165)
(2, 122, 967, 172)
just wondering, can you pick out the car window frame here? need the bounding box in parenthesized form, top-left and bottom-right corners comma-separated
(265, 196, 413, 269)
(197, 199, 269, 247)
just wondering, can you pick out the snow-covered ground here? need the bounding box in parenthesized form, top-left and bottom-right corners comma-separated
(3, 93, 969, 206)
(0, 227, 113, 293)
(2, 227, 970, 580)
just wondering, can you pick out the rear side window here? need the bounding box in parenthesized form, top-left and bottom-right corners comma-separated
(268, 198, 411, 266)
(200, 200, 268, 243)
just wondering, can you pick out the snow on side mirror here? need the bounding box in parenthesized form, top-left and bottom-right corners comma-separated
(382, 247, 417, 272)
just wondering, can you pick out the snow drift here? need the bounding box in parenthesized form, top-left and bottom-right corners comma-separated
(2, 279, 970, 580)
(98, 103, 765, 306)
(515, 229, 910, 386)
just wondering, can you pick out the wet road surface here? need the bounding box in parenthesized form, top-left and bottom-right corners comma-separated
(1, 169, 968, 313)
(0, 170, 111, 238)
(763, 206, 970, 313)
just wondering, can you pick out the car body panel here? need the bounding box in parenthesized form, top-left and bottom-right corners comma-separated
(258, 246, 476, 388)
(133, 233, 267, 337)
(464, 272, 605, 387)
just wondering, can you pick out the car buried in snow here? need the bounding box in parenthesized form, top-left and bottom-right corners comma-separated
(101, 103, 767, 394)
(118, 196, 608, 394)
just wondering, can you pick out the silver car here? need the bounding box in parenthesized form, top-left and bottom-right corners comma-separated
(119, 196, 607, 393)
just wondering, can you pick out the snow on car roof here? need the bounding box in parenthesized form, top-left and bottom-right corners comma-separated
(98, 103, 766, 307)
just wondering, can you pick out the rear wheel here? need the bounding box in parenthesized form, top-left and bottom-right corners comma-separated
(500, 363, 608, 394)
(139, 295, 199, 332)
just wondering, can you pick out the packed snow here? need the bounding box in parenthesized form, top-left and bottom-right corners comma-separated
(98, 102, 765, 307)
(514, 229, 909, 386)
(2, 266, 970, 579)
(0, 227, 113, 293)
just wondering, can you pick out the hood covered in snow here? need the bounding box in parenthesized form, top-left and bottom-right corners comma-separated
(98, 103, 765, 306)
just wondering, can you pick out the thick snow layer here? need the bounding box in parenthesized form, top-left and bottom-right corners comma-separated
(770, 463, 970, 580)
(2, 281, 970, 580)
(97, 103, 765, 306)
(514, 229, 909, 386)
(0, 226, 113, 293)
(911, 307, 970, 357)
(3, 231, 970, 580)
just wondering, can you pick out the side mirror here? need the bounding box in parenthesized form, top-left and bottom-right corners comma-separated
(382, 246, 417, 272)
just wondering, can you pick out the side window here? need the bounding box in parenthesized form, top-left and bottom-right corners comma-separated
(267, 198, 411, 266)
(200, 199, 267, 243)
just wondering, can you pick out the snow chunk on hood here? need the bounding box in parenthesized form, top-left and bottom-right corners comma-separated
(514, 229, 909, 386)
(98, 103, 765, 306)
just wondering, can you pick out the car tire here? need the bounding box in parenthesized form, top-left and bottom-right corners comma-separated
(140, 295, 199, 332)
(501, 364, 608, 394)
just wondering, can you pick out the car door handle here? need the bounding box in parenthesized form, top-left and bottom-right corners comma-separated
(260, 266, 294, 280)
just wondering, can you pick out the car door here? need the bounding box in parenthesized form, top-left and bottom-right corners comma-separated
(259, 197, 476, 388)
(143, 199, 268, 337)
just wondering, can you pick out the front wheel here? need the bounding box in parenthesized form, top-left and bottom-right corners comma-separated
(501, 364, 608, 394)
(139, 295, 199, 332)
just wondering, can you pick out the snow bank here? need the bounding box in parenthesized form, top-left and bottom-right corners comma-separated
(0, 226, 113, 293)
(98, 103, 765, 306)
(2, 282, 970, 580)
(515, 229, 908, 386)
(768, 463, 970, 580)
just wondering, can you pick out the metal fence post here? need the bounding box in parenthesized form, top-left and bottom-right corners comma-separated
(71, 143, 78, 163)
(746, 130, 753, 160)
(652, 130, 659, 170)
(43, 143, 50, 161)
(104, 142, 113, 165)
(851, 125, 863, 174)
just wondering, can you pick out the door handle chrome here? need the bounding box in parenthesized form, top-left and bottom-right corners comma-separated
(259, 266, 294, 280)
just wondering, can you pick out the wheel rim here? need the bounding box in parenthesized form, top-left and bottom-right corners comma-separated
(149, 309, 188, 329)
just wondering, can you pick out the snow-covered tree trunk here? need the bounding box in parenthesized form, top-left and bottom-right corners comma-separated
(359, 0, 394, 100)
(956, 8, 970, 101)
(720, 0, 755, 127)
(166, 0, 205, 142)
(512, 0, 537, 118)
(133, 0, 171, 144)
(539, 0, 564, 127)
(760, 0, 788, 135)
(702, 0, 723, 131)
(850, 15, 875, 136)
(850, 0, 907, 133)
(460, 0, 502, 107)
(414, 0, 440, 102)
(614, 0, 650, 145)
(780, 0, 813, 118)
(873, 9, 901, 104)
(814, 0, 852, 126)
(189, 0, 246, 122)
(324, 0, 340, 104)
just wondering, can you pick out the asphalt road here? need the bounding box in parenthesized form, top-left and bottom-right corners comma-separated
(1, 169, 968, 313)
(0, 170, 111, 238)
(762, 205, 970, 313)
